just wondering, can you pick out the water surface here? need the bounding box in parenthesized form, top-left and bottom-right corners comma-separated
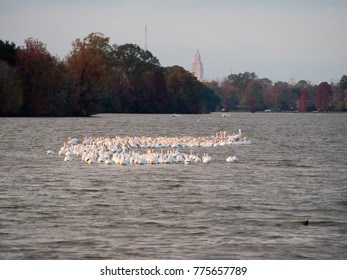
(0, 113, 346, 259)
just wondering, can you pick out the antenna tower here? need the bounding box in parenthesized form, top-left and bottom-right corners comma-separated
(144, 25, 148, 51)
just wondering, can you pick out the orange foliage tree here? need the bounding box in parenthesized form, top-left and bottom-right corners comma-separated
(16, 38, 60, 115)
(315, 82, 332, 112)
(65, 32, 114, 115)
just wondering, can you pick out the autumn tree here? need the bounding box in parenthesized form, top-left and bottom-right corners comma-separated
(298, 87, 310, 112)
(5, 33, 347, 115)
(16, 38, 61, 115)
(315, 82, 332, 112)
(65, 32, 114, 115)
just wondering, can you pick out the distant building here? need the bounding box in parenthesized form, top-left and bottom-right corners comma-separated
(191, 49, 203, 81)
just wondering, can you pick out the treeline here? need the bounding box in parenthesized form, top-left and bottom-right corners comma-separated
(205, 72, 347, 112)
(1, 33, 346, 116)
(0, 33, 219, 116)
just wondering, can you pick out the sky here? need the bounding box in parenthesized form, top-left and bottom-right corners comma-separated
(1, 0, 347, 84)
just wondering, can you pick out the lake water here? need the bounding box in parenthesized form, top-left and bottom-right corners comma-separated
(0, 113, 346, 259)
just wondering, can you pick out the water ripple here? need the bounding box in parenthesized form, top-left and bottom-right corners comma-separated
(0, 113, 346, 259)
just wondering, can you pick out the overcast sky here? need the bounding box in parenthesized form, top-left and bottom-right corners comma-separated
(1, 0, 346, 84)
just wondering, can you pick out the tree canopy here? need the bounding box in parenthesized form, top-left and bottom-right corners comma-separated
(205, 72, 347, 112)
(0, 34, 221, 116)
(0, 34, 346, 116)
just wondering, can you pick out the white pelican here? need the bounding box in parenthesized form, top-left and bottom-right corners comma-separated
(46, 150, 55, 155)
(98, 154, 105, 163)
(53, 129, 252, 166)
(202, 154, 212, 164)
(226, 155, 239, 162)
(138, 155, 147, 165)
(67, 137, 79, 145)
(58, 143, 67, 156)
(234, 129, 242, 140)
(105, 157, 113, 165)
(64, 154, 73, 162)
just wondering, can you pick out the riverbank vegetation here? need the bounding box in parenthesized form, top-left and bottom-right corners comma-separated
(1, 33, 346, 116)
(205, 72, 347, 113)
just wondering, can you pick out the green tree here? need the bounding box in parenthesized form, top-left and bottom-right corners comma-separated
(198, 83, 220, 113)
(333, 76, 347, 111)
(204, 80, 225, 111)
(48, 61, 81, 116)
(150, 68, 168, 113)
(0, 40, 18, 66)
(166, 67, 201, 113)
(227, 72, 259, 111)
(219, 79, 239, 111)
(242, 80, 264, 112)
(331, 84, 345, 111)
(227, 72, 257, 93)
(113, 43, 159, 85)
(275, 82, 291, 111)
(112, 43, 160, 112)
(296, 80, 309, 89)
(288, 86, 301, 111)
(339, 75, 347, 90)
(0, 61, 23, 115)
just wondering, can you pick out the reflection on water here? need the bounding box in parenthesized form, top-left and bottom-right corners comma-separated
(0, 113, 346, 259)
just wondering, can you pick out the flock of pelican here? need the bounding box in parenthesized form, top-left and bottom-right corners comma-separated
(47, 130, 252, 166)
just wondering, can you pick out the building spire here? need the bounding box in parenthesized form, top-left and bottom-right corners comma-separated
(191, 49, 204, 81)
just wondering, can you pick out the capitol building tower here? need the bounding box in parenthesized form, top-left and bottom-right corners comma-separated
(191, 49, 203, 81)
